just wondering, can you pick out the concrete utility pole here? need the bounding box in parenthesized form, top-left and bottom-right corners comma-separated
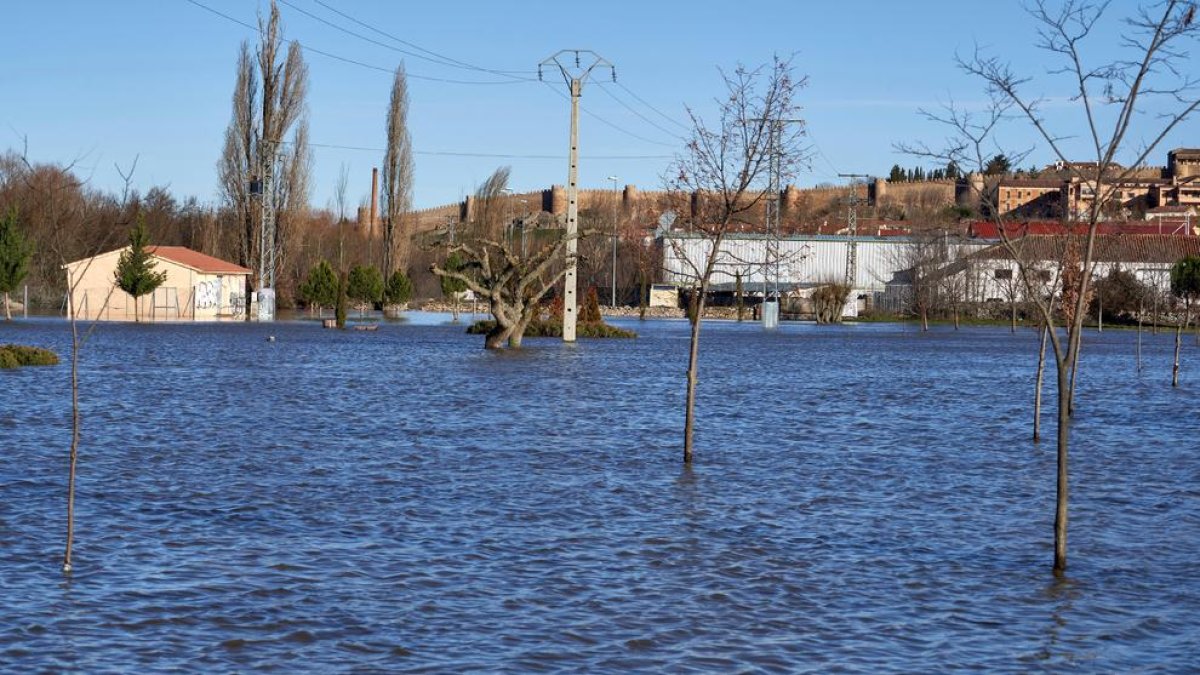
(838, 173, 871, 291)
(540, 49, 615, 342)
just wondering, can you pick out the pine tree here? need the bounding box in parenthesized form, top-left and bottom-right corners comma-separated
(888, 164, 904, 182)
(346, 264, 384, 315)
(114, 215, 168, 322)
(299, 259, 338, 314)
(984, 153, 1012, 175)
(0, 209, 34, 321)
(440, 252, 468, 321)
(384, 269, 413, 307)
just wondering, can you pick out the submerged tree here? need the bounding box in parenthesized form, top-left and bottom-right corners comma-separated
(439, 252, 468, 322)
(0, 208, 34, 320)
(666, 56, 808, 463)
(384, 269, 413, 308)
(299, 259, 337, 316)
(114, 216, 167, 322)
(346, 264, 384, 316)
(902, 0, 1200, 575)
(812, 282, 850, 324)
(431, 167, 578, 349)
(1170, 255, 1200, 386)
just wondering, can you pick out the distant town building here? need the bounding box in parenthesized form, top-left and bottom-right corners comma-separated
(958, 148, 1200, 222)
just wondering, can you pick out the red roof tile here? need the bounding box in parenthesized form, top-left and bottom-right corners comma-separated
(974, 234, 1200, 264)
(148, 246, 251, 274)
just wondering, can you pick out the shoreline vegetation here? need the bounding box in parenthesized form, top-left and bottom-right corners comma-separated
(466, 318, 636, 339)
(0, 344, 59, 369)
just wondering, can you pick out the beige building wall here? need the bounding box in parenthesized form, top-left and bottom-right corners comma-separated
(64, 250, 249, 321)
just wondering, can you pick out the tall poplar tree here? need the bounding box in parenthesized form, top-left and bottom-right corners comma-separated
(217, 0, 310, 318)
(382, 63, 414, 279)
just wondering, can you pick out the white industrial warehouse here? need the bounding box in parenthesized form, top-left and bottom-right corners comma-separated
(660, 233, 990, 315)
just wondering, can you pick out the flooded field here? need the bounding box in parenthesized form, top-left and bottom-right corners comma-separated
(1, 315, 1198, 671)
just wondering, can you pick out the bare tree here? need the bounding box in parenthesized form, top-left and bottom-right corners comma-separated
(17, 142, 135, 573)
(903, 0, 1200, 575)
(217, 0, 310, 315)
(218, 41, 257, 314)
(431, 167, 577, 349)
(667, 56, 807, 464)
(382, 64, 414, 277)
(335, 163, 349, 272)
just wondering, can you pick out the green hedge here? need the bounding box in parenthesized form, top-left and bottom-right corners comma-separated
(0, 344, 60, 369)
(467, 319, 636, 339)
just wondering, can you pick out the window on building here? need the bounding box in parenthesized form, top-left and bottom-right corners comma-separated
(1038, 270, 1053, 282)
(994, 268, 1013, 280)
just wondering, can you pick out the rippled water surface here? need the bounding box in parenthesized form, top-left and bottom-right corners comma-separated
(2, 314, 1198, 672)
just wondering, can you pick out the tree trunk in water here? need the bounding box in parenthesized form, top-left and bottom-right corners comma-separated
(63, 305, 81, 574)
(1173, 306, 1188, 387)
(3, 292, 10, 321)
(638, 276, 647, 320)
(1067, 338, 1081, 418)
(245, 276, 254, 322)
(735, 272, 745, 322)
(1137, 311, 1143, 376)
(1053, 361, 1070, 576)
(921, 307, 928, 332)
(683, 294, 706, 464)
(953, 306, 960, 330)
(1011, 302, 1017, 333)
(484, 322, 513, 350)
(508, 308, 537, 349)
(1034, 325, 1048, 442)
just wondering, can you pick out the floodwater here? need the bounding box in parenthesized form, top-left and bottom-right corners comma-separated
(1, 314, 1198, 672)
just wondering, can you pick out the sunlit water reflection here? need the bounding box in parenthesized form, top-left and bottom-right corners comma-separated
(1, 315, 1198, 671)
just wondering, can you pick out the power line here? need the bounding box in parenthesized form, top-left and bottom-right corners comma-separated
(594, 82, 686, 141)
(804, 126, 843, 177)
(614, 81, 690, 131)
(309, 0, 537, 79)
(277, 0, 534, 83)
(183, 0, 255, 30)
(541, 83, 678, 149)
(182, 0, 531, 85)
(302, 141, 671, 160)
(184, 0, 679, 153)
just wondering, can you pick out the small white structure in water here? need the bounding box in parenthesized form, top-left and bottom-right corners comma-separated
(63, 246, 252, 321)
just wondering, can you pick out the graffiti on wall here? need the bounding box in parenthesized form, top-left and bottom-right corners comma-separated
(195, 279, 222, 310)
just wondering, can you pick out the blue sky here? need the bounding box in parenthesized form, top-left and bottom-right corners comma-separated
(3, 0, 1196, 210)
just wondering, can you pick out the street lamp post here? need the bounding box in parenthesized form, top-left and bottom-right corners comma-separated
(608, 175, 619, 307)
(501, 188, 514, 245)
(518, 198, 529, 257)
